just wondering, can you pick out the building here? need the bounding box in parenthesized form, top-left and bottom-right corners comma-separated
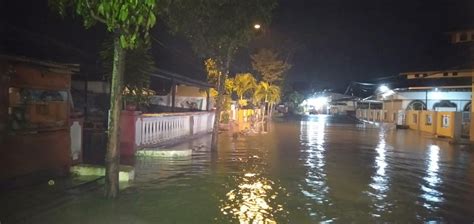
(0, 55, 81, 183)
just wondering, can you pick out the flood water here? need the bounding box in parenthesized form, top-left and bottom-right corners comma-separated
(32, 115, 474, 223)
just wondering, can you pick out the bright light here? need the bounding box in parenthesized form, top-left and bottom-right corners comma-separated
(254, 24, 261, 29)
(381, 90, 395, 98)
(379, 85, 390, 93)
(431, 91, 443, 100)
(306, 97, 328, 110)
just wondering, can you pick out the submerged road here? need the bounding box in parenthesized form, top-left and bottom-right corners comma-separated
(29, 115, 474, 223)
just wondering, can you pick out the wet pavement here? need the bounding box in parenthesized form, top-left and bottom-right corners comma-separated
(7, 115, 474, 223)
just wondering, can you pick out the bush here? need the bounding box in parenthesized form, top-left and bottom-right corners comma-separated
(221, 112, 230, 124)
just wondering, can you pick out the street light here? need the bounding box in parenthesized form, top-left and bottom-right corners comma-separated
(379, 85, 390, 93)
(378, 84, 394, 98)
(253, 24, 261, 30)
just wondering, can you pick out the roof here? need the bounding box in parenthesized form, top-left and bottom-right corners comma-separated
(446, 28, 474, 34)
(151, 68, 213, 89)
(0, 54, 80, 74)
(400, 69, 474, 78)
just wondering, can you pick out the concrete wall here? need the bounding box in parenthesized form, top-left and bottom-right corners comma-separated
(407, 110, 420, 130)
(436, 112, 456, 138)
(379, 91, 471, 112)
(419, 111, 437, 133)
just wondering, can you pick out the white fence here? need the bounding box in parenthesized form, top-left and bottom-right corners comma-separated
(135, 112, 214, 147)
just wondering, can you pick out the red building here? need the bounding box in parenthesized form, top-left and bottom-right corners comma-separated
(0, 55, 80, 183)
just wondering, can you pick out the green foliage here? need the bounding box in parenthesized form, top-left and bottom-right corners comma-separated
(221, 111, 230, 124)
(233, 73, 257, 101)
(123, 87, 155, 107)
(161, 0, 277, 68)
(253, 81, 269, 105)
(251, 48, 291, 85)
(206, 58, 234, 96)
(287, 91, 304, 106)
(267, 85, 281, 103)
(49, 0, 157, 49)
(204, 58, 220, 86)
(101, 40, 156, 90)
(206, 58, 233, 109)
(253, 81, 281, 105)
(286, 91, 304, 114)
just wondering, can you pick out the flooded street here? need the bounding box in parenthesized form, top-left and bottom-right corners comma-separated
(33, 115, 474, 223)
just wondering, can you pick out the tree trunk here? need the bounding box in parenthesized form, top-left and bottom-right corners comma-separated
(105, 35, 126, 198)
(211, 45, 233, 151)
(269, 102, 274, 118)
(211, 71, 226, 151)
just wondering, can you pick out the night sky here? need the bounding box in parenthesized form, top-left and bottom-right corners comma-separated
(1, 0, 474, 92)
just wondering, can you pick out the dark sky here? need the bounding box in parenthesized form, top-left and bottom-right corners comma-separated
(1, 0, 474, 92)
(271, 0, 474, 91)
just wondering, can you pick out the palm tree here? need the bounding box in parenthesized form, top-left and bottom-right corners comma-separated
(267, 85, 281, 117)
(233, 73, 257, 105)
(253, 81, 281, 119)
(254, 81, 270, 105)
(267, 85, 281, 104)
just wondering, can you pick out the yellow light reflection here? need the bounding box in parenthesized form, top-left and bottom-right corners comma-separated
(421, 144, 443, 209)
(220, 173, 285, 224)
(368, 130, 390, 216)
(299, 115, 330, 215)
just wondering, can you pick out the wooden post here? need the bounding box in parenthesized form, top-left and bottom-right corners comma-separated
(84, 72, 88, 121)
(206, 89, 210, 111)
(470, 75, 474, 141)
(171, 79, 176, 112)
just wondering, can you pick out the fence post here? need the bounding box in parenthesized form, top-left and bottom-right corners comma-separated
(120, 110, 141, 156)
(190, 115, 194, 136)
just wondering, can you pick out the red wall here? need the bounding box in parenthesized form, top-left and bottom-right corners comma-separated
(0, 60, 72, 182)
(0, 131, 71, 180)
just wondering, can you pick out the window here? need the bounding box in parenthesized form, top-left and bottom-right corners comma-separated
(425, 114, 432, 126)
(442, 115, 449, 128)
(413, 114, 418, 123)
(460, 32, 468, 42)
(384, 112, 387, 120)
(8, 87, 68, 131)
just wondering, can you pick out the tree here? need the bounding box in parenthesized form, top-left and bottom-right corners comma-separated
(267, 84, 281, 117)
(253, 81, 280, 119)
(162, 0, 277, 150)
(251, 48, 291, 85)
(233, 73, 257, 104)
(50, 0, 157, 198)
(206, 58, 233, 110)
(286, 91, 305, 114)
(101, 41, 157, 110)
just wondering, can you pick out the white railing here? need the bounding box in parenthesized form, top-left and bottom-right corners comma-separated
(135, 112, 214, 147)
(193, 113, 214, 135)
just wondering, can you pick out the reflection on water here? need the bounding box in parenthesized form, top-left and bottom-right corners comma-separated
(26, 115, 474, 223)
(421, 144, 443, 210)
(367, 129, 390, 216)
(299, 115, 332, 220)
(220, 172, 284, 224)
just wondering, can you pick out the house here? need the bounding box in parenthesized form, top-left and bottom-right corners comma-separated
(0, 55, 80, 183)
(151, 84, 210, 111)
(148, 69, 213, 112)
